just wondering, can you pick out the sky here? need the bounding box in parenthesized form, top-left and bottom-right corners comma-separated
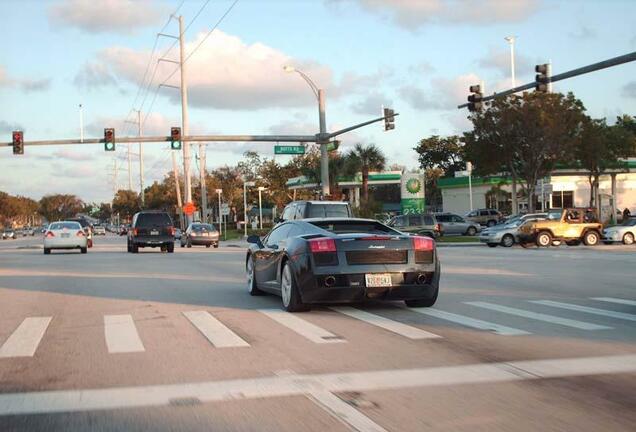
(1, 0, 635, 203)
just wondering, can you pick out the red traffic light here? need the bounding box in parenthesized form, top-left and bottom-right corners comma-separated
(12, 131, 24, 155)
(171, 127, 181, 141)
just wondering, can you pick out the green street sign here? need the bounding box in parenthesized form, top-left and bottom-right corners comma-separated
(274, 145, 305, 155)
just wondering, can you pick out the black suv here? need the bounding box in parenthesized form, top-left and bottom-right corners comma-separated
(279, 201, 352, 221)
(127, 211, 175, 253)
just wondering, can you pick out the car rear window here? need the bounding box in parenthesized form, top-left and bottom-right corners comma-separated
(192, 224, 216, 232)
(50, 222, 81, 230)
(307, 204, 350, 218)
(137, 213, 172, 227)
(423, 215, 434, 225)
(309, 220, 398, 235)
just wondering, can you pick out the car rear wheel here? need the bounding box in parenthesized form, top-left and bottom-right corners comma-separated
(583, 231, 600, 246)
(466, 226, 477, 236)
(405, 287, 438, 308)
(501, 234, 514, 247)
(131, 243, 139, 253)
(247, 256, 265, 296)
(536, 231, 552, 247)
(81, 247, 87, 254)
(167, 243, 174, 253)
(214, 243, 219, 248)
(44, 248, 50, 255)
(187, 239, 192, 248)
(205, 244, 211, 248)
(281, 263, 309, 312)
(623, 232, 635, 245)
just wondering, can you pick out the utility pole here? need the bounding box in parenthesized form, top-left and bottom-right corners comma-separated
(127, 141, 133, 191)
(199, 143, 208, 222)
(138, 109, 144, 206)
(318, 89, 329, 198)
(178, 15, 192, 224)
(171, 151, 183, 227)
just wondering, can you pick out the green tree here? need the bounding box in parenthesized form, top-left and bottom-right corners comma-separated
(39, 194, 84, 222)
(112, 190, 141, 220)
(414, 135, 465, 177)
(344, 143, 386, 202)
(464, 92, 587, 212)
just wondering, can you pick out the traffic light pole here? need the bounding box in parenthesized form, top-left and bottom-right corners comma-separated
(457, 50, 636, 109)
(178, 15, 192, 226)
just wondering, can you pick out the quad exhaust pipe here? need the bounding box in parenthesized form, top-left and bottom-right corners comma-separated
(416, 273, 427, 285)
(324, 276, 336, 287)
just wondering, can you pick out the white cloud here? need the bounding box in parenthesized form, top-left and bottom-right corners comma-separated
(350, 92, 392, 115)
(622, 81, 636, 99)
(0, 120, 24, 134)
(476, 47, 530, 77)
(0, 65, 51, 93)
(400, 73, 481, 111)
(48, 0, 167, 34)
(85, 30, 382, 111)
(74, 62, 118, 89)
(348, 0, 541, 30)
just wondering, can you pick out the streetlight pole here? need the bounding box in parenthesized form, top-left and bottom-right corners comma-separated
(178, 15, 192, 224)
(258, 186, 265, 230)
(505, 36, 516, 88)
(243, 179, 255, 238)
(467, 161, 473, 212)
(284, 66, 329, 198)
(215, 188, 223, 239)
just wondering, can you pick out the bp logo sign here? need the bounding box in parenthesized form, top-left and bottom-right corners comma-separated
(406, 178, 421, 194)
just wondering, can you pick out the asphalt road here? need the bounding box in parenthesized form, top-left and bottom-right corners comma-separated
(0, 234, 635, 431)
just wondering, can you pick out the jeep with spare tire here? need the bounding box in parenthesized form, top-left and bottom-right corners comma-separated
(517, 208, 603, 248)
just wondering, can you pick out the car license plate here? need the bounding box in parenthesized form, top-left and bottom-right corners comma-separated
(150, 229, 159, 235)
(61, 233, 70, 238)
(365, 273, 392, 288)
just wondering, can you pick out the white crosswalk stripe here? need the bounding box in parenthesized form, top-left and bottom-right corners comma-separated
(530, 300, 636, 322)
(591, 297, 636, 307)
(406, 308, 530, 336)
(331, 307, 441, 340)
(465, 302, 612, 330)
(260, 309, 346, 344)
(183, 311, 249, 348)
(104, 315, 145, 353)
(0, 317, 52, 358)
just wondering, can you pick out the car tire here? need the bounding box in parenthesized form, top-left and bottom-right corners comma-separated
(583, 231, 600, 246)
(81, 247, 87, 254)
(180, 241, 184, 248)
(466, 226, 477, 236)
(214, 243, 219, 248)
(187, 239, 192, 248)
(501, 234, 515, 247)
(280, 262, 309, 312)
(487, 243, 498, 248)
(44, 248, 50, 255)
(206, 244, 211, 248)
(405, 287, 438, 308)
(536, 231, 552, 247)
(623, 232, 635, 245)
(132, 243, 139, 253)
(487, 220, 496, 227)
(246, 256, 265, 296)
(167, 243, 174, 253)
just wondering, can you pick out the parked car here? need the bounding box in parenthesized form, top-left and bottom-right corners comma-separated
(480, 214, 547, 247)
(518, 208, 602, 247)
(434, 213, 481, 236)
(386, 214, 442, 238)
(43, 221, 88, 254)
(93, 226, 106, 236)
(181, 223, 220, 248)
(603, 218, 636, 245)
(127, 211, 175, 253)
(279, 201, 352, 222)
(23, 227, 35, 236)
(2, 229, 16, 240)
(246, 218, 440, 312)
(465, 209, 503, 227)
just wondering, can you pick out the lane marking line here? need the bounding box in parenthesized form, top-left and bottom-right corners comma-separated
(406, 308, 530, 336)
(104, 315, 145, 353)
(330, 307, 441, 340)
(308, 391, 388, 432)
(259, 309, 346, 344)
(0, 354, 634, 416)
(0, 317, 52, 358)
(591, 297, 636, 307)
(530, 300, 636, 322)
(465, 302, 612, 330)
(183, 311, 249, 348)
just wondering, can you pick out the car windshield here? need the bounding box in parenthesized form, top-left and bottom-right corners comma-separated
(547, 210, 563, 220)
(307, 204, 349, 218)
(192, 224, 216, 232)
(621, 218, 636, 226)
(50, 222, 81, 230)
(137, 213, 172, 227)
(309, 220, 399, 235)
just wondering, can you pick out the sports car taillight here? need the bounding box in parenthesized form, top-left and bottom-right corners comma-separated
(76, 230, 85, 237)
(412, 236, 434, 251)
(45, 231, 55, 238)
(309, 238, 337, 253)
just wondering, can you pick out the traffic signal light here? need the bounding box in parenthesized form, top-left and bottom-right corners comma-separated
(170, 127, 182, 150)
(467, 85, 483, 112)
(12, 131, 24, 155)
(326, 140, 340, 152)
(104, 128, 115, 151)
(535, 64, 550, 93)
(383, 108, 395, 131)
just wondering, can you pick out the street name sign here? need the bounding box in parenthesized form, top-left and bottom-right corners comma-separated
(274, 145, 305, 155)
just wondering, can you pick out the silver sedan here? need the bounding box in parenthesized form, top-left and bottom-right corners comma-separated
(603, 218, 636, 245)
(43, 221, 88, 254)
(480, 216, 546, 247)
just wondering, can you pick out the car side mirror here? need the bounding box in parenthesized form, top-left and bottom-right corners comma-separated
(247, 235, 262, 246)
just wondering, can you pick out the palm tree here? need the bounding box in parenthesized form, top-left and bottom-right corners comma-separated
(345, 143, 386, 202)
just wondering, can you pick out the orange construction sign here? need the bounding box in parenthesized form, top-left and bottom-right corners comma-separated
(183, 202, 196, 215)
